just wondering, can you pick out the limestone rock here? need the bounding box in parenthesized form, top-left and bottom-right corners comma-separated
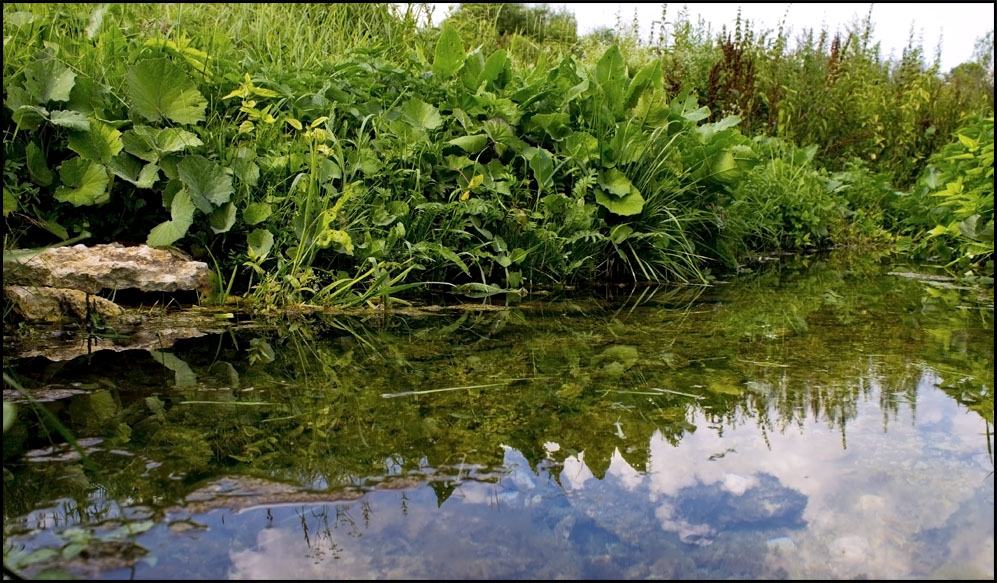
(5, 285, 123, 322)
(4, 243, 210, 294)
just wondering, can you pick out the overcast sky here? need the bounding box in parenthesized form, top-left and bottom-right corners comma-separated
(428, 3, 994, 72)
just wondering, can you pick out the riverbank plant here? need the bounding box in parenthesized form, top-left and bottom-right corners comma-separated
(3, 3, 993, 316)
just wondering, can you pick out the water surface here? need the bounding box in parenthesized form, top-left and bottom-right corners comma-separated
(3, 255, 993, 579)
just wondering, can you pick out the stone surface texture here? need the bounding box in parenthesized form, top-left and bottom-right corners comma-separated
(4, 243, 210, 294)
(4, 285, 124, 322)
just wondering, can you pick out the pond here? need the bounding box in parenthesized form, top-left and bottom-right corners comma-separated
(3, 254, 993, 580)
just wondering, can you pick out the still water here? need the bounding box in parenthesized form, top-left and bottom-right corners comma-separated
(3, 256, 993, 579)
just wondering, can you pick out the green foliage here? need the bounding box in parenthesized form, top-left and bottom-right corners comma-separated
(54, 158, 109, 206)
(718, 141, 837, 261)
(897, 116, 994, 275)
(67, 119, 122, 163)
(447, 3, 578, 52)
(126, 59, 207, 125)
(2, 2, 993, 312)
(432, 22, 465, 78)
(147, 190, 195, 247)
(631, 8, 993, 188)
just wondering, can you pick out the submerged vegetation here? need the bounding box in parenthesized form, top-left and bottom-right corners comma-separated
(1, 2, 992, 314)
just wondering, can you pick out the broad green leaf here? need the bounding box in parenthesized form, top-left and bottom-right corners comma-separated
(231, 158, 260, 186)
(681, 106, 710, 122)
(483, 118, 523, 151)
(401, 98, 442, 130)
(710, 150, 738, 182)
(958, 215, 981, 240)
(26, 142, 54, 186)
(178, 155, 233, 212)
(3, 189, 17, 217)
(108, 153, 160, 188)
(48, 110, 90, 131)
(564, 77, 590, 103)
(563, 131, 599, 165)
(243, 202, 272, 225)
(433, 22, 464, 78)
(595, 187, 644, 216)
(461, 50, 485, 90)
(594, 45, 627, 106)
(151, 127, 203, 153)
(67, 73, 108, 114)
(158, 179, 179, 209)
(624, 59, 662, 110)
(927, 225, 950, 237)
(147, 189, 195, 247)
(315, 227, 353, 255)
(411, 241, 470, 275)
(41, 219, 70, 240)
(481, 49, 508, 85)
(595, 45, 626, 85)
(247, 228, 274, 261)
(531, 113, 571, 140)
(314, 158, 341, 183)
(7, 84, 34, 108)
(730, 144, 760, 172)
(54, 158, 109, 206)
(3, 401, 16, 433)
(957, 134, 978, 151)
(24, 59, 77, 103)
(68, 118, 123, 163)
(122, 126, 203, 162)
(696, 116, 742, 139)
(599, 168, 633, 198)
(527, 148, 554, 193)
(448, 134, 488, 153)
(481, 95, 522, 125)
(209, 202, 237, 234)
(11, 104, 47, 130)
(126, 58, 207, 124)
(122, 128, 162, 162)
(445, 155, 473, 171)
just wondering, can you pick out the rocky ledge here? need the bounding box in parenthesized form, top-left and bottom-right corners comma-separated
(4, 243, 211, 322)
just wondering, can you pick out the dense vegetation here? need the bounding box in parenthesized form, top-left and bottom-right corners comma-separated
(2, 3, 993, 310)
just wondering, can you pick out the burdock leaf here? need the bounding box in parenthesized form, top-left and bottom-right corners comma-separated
(126, 58, 207, 124)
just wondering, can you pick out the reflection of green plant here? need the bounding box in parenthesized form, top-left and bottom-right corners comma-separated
(4, 519, 154, 579)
